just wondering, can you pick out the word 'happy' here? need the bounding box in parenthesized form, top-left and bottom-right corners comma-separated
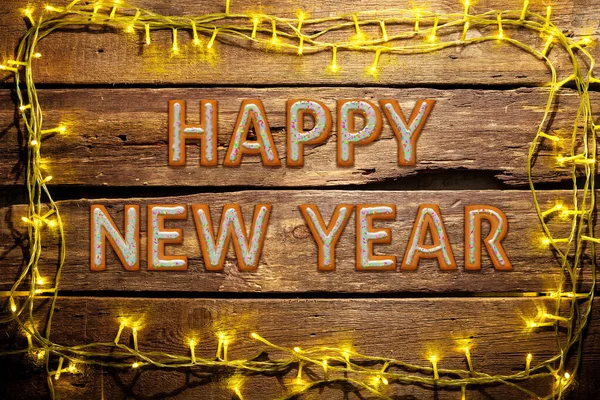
(90, 203, 511, 272)
(168, 99, 435, 167)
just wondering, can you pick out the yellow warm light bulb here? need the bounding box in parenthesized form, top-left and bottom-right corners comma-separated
(67, 362, 78, 374)
(58, 125, 67, 133)
(189, 339, 197, 363)
(207, 28, 218, 49)
(171, 28, 179, 54)
(42, 175, 53, 183)
(30, 139, 39, 146)
(55, 357, 64, 380)
(429, 354, 439, 380)
(132, 362, 140, 368)
(233, 386, 243, 399)
(145, 24, 151, 45)
(564, 372, 570, 379)
(24, 8, 33, 16)
(10, 297, 17, 313)
(528, 321, 538, 328)
(33, 52, 42, 58)
(250, 332, 259, 339)
(581, 37, 592, 45)
(46, 219, 57, 228)
(328, 47, 339, 73)
(37, 276, 45, 285)
(297, 10, 306, 23)
(251, 15, 260, 39)
(37, 350, 46, 360)
(293, 346, 301, 353)
(125, 25, 134, 34)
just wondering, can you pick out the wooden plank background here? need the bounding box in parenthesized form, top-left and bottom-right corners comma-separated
(0, 0, 598, 399)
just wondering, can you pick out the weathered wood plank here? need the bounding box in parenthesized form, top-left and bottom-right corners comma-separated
(0, 0, 598, 86)
(1, 296, 597, 399)
(0, 190, 593, 293)
(1, 87, 595, 187)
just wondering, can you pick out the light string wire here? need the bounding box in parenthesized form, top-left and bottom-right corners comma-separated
(0, 1, 597, 399)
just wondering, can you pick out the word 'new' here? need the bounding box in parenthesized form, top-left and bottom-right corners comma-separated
(91, 203, 511, 272)
(169, 99, 435, 167)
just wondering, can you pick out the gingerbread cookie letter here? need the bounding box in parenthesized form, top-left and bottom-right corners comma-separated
(193, 204, 272, 271)
(287, 100, 332, 166)
(300, 204, 353, 270)
(355, 204, 397, 270)
(90, 205, 140, 271)
(402, 204, 456, 270)
(465, 205, 512, 270)
(147, 205, 188, 271)
(224, 100, 280, 166)
(337, 100, 382, 166)
(168, 100, 218, 166)
(380, 99, 435, 166)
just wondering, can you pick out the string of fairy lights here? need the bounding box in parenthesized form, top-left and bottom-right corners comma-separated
(0, 0, 598, 398)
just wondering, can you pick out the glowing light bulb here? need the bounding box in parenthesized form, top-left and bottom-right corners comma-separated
(131, 362, 140, 368)
(30, 139, 39, 147)
(145, 24, 151, 45)
(33, 53, 42, 58)
(67, 362, 78, 374)
(250, 332, 259, 339)
(207, 28, 218, 49)
(429, 354, 439, 380)
(37, 276, 45, 285)
(564, 372, 570, 379)
(189, 339, 197, 363)
(233, 386, 243, 399)
(525, 353, 532, 374)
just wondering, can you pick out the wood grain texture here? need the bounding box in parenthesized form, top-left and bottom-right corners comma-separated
(0, 0, 598, 86)
(1, 296, 598, 399)
(1, 87, 595, 187)
(0, 190, 593, 293)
